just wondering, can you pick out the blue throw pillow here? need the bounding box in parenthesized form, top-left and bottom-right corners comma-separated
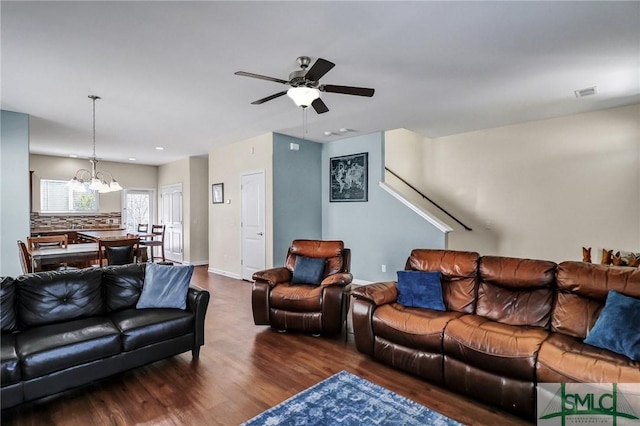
(584, 290, 640, 361)
(396, 270, 446, 311)
(136, 263, 194, 310)
(291, 256, 326, 285)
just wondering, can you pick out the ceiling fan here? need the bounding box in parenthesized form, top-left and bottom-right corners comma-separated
(234, 56, 375, 114)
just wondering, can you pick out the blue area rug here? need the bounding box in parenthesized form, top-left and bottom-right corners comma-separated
(241, 370, 462, 425)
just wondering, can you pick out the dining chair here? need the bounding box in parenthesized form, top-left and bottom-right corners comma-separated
(27, 234, 68, 250)
(139, 224, 166, 262)
(98, 237, 141, 266)
(17, 240, 33, 274)
(26, 235, 78, 271)
(137, 224, 149, 233)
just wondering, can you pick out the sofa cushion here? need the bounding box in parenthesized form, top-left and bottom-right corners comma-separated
(372, 303, 464, 352)
(16, 268, 104, 328)
(109, 308, 193, 352)
(16, 316, 121, 380)
(552, 261, 640, 338)
(103, 263, 145, 311)
(136, 263, 194, 310)
(443, 314, 548, 381)
(404, 249, 479, 314)
(584, 290, 640, 361)
(1, 277, 17, 332)
(396, 271, 445, 311)
(269, 283, 323, 311)
(476, 256, 556, 327)
(291, 256, 326, 285)
(1, 334, 21, 386)
(537, 333, 640, 383)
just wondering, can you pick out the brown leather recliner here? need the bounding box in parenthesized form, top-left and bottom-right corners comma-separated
(251, 240, 352, 335)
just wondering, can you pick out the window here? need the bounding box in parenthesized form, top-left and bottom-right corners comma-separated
(123, 189, 153, 231)
(40, 179, 99, 213)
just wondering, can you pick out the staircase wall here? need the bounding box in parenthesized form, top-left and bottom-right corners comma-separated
(385, 103, 640, 262)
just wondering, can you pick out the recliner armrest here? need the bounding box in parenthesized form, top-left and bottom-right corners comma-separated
(351, 281, 398, 306)
(321, 272, 353, 287)
(252, 267, 291, 287)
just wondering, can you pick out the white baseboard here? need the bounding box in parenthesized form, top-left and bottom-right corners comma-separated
(183, 260, 208, 266)
(208, 267, 242, 280)
(202, 270, 374, 285)
(351, 278, 374, 286)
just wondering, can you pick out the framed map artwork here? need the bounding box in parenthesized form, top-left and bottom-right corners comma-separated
(330, 152, 368, 202)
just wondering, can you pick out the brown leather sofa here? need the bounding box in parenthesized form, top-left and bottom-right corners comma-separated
(351, 249, 640, 419)
(252, 239, 352, 335)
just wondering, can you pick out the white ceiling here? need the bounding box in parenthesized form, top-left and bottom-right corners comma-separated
(2, 1, 639, 166)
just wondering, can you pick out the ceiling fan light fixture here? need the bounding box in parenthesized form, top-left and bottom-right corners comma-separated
(287, 87, 320, 107)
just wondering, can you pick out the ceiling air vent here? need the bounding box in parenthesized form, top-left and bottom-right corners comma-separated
(574, 86, 597, 98)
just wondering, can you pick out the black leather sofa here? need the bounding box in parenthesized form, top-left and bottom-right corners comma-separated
(1, 264, 210, 410)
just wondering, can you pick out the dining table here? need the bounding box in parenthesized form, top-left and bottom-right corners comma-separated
(28, 242, 100, 272)
(76, 229, 155, 263)
(76, 229, 154, 242)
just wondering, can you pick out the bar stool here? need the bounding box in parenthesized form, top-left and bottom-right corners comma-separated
(139, 224, 166, 262)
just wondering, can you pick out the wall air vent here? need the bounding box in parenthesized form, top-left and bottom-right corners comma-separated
(574, 86, 597, 98)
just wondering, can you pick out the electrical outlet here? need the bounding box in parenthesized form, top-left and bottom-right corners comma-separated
(381, 264, 386, 273)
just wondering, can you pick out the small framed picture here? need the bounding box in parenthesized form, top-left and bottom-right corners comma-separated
(212, 183, 224, 204)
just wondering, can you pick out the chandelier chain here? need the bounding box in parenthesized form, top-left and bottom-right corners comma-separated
(89, 95, 101, 159)
(68, 95, 121, 193)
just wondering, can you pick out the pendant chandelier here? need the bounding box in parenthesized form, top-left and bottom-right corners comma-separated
(68, 95, 122, 193)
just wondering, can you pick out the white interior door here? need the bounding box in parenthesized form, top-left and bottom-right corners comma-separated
(160, 184, 183, 263)
(241, 171, 265, 281)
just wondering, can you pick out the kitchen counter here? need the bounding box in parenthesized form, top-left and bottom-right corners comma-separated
(31, 227, 124, 233)
(31, 227, 125, 244)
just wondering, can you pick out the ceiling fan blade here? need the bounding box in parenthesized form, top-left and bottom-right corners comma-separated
(251, 91, 288, 105)
(305, 58, 335, 82)
(235, 71, 289, 85)
(320, 85, 375, 97)
(311, 98, 329, 114)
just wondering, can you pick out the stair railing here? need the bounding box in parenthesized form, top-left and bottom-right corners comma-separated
(385, 167, 472, 231)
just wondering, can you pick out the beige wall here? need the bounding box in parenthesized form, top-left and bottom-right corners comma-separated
(386, 104, 640, 262)
(158, 156, 209, 265)
(209, 133, 273, 277)
(30, 154, 158, 213)
(189, 156, 209, 264)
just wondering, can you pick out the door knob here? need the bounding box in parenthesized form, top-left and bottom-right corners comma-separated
(257, 232, 264, 236)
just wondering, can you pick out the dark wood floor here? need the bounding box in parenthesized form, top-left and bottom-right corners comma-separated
(2, 266, 530, 425)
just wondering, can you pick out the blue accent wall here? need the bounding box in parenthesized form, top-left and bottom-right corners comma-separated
(322, 132, 445, 282)
(272, 133, 322, 266)
(1, 110, 30, 277)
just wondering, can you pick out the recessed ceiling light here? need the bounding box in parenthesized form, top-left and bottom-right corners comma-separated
(69, 154, 77, 158)
(324, 131, 333, 136)
(574, 86, 597, 98)
(128, 157, 136, 161)
(155, 146, 164, 151)
(339, 128, 349, 133)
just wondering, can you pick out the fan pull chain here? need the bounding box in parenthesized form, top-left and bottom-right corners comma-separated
(301, 107, 308, 140)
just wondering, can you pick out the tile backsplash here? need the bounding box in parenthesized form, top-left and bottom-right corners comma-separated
(31, 212, 121, 230)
